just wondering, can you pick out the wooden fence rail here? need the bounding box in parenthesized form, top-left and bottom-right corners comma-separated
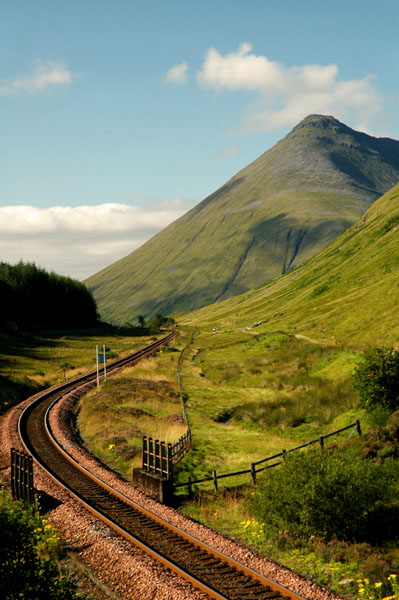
(174, 419, 362, 493)
(171, 429, 192, 464)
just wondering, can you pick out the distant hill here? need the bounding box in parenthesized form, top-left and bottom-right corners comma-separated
(86, 115, 399, 323)
(181, 184, 399, 346)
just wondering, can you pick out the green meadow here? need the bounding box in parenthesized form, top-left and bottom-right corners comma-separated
(2, 185, 399, 598)
(78, 185, 399, 596)
(0, 328, 152, 415)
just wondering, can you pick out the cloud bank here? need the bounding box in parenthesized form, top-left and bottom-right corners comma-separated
(0, 203, 189, 280)
(0, 59, 72, 96)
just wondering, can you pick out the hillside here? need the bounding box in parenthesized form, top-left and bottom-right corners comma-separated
(78, 185, 399, 597)
(179, 183, 399, 345)
(86, 115, 399, 323)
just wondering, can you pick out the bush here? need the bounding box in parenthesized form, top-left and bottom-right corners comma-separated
(251, 448, 398, 542)
(0, 488, 77, 599)
(353, 347, 399, 413)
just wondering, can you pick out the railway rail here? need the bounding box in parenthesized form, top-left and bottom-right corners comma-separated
(17, 332, 305, 600)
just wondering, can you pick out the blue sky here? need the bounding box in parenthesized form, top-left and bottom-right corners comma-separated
(2, 0, 398, 279)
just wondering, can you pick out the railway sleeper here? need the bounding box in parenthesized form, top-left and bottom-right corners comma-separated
(227, 591, 281, 600)
(191, 562, 231, 571)
(213, 566, 240, 574)
(172, 545, 206, 556)
(244, 591, 283, 598)
(244, 596, 283, 600)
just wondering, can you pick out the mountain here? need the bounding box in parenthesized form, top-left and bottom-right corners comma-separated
(85, 115, 399, 323)
(180, 183, 399, 346)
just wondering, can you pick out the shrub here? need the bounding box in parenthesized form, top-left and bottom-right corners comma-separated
(0, 488, 77, 599)
(353, 347, 399, 413)
(251, 448, 398, 542)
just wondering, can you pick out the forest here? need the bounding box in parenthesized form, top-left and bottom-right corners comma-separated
(0, 261, 98, 330)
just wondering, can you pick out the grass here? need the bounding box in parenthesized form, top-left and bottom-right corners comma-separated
(168, 186, 399, 596)
(172, 328, 362, 490)
(178, 188, 399, 349)
(77, 340, 188, 478)
(4, 187, 399, 597)
(0, 328, 153, 415)
(75, 186, 399, 598)
(177, 488, 370, 597)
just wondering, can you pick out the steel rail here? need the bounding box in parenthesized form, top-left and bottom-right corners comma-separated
(16, 333, 305, 600)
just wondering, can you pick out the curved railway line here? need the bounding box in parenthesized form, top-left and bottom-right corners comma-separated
(16, 332, 305, 600)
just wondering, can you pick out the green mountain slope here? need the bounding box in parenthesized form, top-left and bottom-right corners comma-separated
(86, 115, 399, 323)
(180, 184, 399, 346)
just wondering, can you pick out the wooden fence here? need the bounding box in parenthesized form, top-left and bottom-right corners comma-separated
(171, 429, 192, 463)
(174, 419, 362, 494)
(141, 332, 193, 480)
(11, 448, 34, 503)
(142, 437, 173, 479)
(142, 429, 192, 478)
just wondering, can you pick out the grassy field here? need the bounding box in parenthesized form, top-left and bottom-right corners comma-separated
(0, 328, 153, 414)
(173, 329, 362, 487)
(74, 321, 398, 597)
(75, 187, 399, 597)
(77, 348, 187, 478)
(3, 185, 399, 598)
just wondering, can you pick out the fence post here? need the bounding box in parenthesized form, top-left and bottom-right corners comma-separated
(160, 442, 166, 478)
(356, 420, 362, 436)
(251, 462, 256, 485)
(142, 437, 147, 471)
(27, 455, 34, 504)
(167, 443, 173, 479)
(282, 449, 286, 461)
(16, 450, 21, 499)
(155, 440, 160, 477)
(212, 469, 218, 492)
(148, 437, 154, 473)
(10, 449, 34, 504)
(23, 454, 28, 499)
(319, 436, 324, 449)
(11, 448, 16, 499)
(188, 476, 192, 497)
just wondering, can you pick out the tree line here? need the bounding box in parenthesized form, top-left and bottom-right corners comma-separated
(0, 261, 98, 330)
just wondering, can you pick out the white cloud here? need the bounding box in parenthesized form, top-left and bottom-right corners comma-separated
(0, 59, 72, 96)
(196, 43, 382, 133)
(165, 61, 189, 84)
(216, 145, 239, 158)
(0, 202, 190, 280)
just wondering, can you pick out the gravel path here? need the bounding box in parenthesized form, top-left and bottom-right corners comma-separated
(0, 381, 344, 600)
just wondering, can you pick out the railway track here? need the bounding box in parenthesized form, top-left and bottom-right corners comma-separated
(17, 333, 305, 600)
